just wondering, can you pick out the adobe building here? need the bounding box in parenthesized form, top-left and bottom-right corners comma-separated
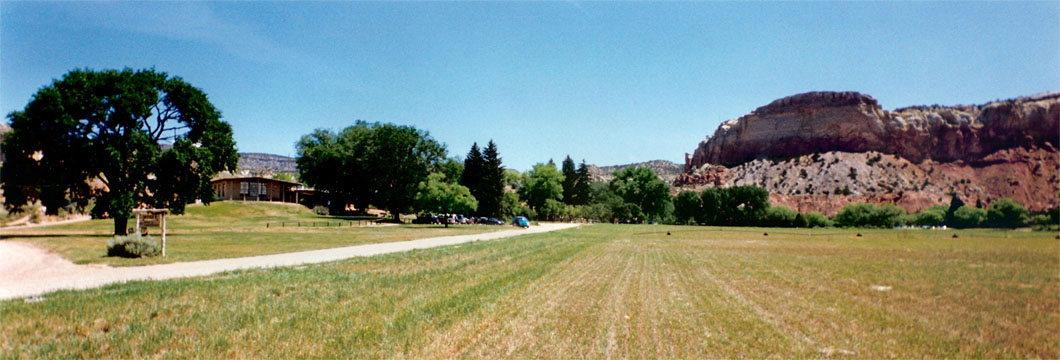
(210, 176, 304, 203)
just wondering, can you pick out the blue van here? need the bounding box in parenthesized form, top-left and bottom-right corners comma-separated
(512, 216, 530, 228)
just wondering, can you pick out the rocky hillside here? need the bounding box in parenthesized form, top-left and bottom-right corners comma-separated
(238, 153, 297, 174)
(678, 92, 1060, 215)
(688, 92, 1059, 167)
(588, 160, 683, 183)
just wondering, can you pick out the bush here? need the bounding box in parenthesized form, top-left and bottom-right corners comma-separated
(834, 203, 905, 228)
(107, 234, 161, 258)
(313, 205, 330, 216)
(762, 206, 798, 227)
(985, 198, 1029, 228)
(803, 212, 833, 228)
(951, 205, 986, 228)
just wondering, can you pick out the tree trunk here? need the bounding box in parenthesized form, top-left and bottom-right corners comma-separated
(392, 212, 401, 223)
(114, 216, 129, 236)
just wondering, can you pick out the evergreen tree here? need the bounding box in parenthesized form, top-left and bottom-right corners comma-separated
(460, 143, 483, 210)
(561, 156, 577, 205)
(945, 193, 965, 227)
(571, 161, 592, 205)
(478, 140, 505, 217)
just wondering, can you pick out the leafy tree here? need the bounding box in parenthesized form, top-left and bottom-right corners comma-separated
(834, 203, 905, 228)
(436, 158, 464, 185)
(944, 194, 966, 227)
(365, 123, 445, 221)
(414, 172, 477, 225)
(726, 186, 770, 225)
(2, 68, 237, 235)
(519, 162, 564, 212)
(297, 125, 374, 213)
(803, 212, 833, 228)
(673, 190, 701, 225)
(539, 198, 568, 220)
(793, 212, 810, 228)
(762, 206, 798, 227)
(985, 198, 1029, 228)
(609, 166, 672, 223)
(951, 205, 987, 228)
(297, 121, 444, 221)
(561, 156, 577, 204)
(698, 187, 723, 225)
(912, 205, 947, 226)
(477, 140, 506, 217)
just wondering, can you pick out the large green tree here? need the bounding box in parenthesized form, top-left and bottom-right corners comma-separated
(414, 172, 477, 224)
(2, 68, 237, 235)
(609, 166, 671, 222)
(519, 162, 564, 212)
(477, 140, 506, 217)
(460, 143, 483, 195)
(570, 161, 593, 205)
(296, 121, 445, 220)
(296, 125, 374, 212)
(561, 156, 577, 204)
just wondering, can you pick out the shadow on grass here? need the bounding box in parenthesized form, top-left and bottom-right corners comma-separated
(0, 233, 113, 239)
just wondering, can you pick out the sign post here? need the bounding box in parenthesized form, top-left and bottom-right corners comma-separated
(133, 208, 169, 256)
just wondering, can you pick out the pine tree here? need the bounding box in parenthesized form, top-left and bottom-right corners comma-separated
(461, 143, 483, 207)
(479, 140, 506, 217)
(571, 161, 592, 205)
(561, 156, 577, 205)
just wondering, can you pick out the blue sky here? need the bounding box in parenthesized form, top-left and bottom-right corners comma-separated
(2, 1, 1057, 171)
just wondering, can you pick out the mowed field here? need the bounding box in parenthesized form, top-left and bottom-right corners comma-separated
(0, 202, 503, 266)
(2, 225, 1057, 358)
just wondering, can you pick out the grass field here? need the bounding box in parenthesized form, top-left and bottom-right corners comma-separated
(0, 202, 503, 266)
(2, 224, 1056, 358)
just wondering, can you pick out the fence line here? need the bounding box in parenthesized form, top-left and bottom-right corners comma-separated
(265, 220, 375, 229)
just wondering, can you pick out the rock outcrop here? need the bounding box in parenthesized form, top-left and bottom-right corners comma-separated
(588, 160, 684, 184)
(688, 91, 1060, 168)
(676, 148, 1059, 215)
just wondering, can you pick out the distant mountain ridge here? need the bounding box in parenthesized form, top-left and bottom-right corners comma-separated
(587, 160, 683, 183)
(238, 153, 297, 173)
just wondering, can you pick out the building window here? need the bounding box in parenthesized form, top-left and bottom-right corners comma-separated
(240, 182, 249, 195)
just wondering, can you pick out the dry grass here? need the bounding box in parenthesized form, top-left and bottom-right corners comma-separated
(0, 202, 504, 266)
(2, 225, 1057, 358)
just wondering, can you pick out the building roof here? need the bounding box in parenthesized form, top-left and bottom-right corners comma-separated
(210, 175, 302, 187)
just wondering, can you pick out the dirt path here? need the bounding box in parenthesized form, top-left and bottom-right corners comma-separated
(0, 223, 579, 300)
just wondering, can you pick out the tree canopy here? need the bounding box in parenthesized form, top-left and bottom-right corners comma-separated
(414, 172, 477, 216)
(609, 166, 672, 222)
(296, 121, 444, 220)
(2, 68, 237, 235)
(519, 162, 564, 212)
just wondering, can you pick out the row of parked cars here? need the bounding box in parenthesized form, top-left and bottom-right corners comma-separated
(412, 214, 530, 228)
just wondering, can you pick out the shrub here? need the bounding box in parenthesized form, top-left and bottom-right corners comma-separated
(107, 234, 161, 258)
(834, 203, 905, 228)
(951, 205, 986, 228)
(312, 205, 330, 216)
(803, 212, 833, 228)
(762, 206, 798, 227)
(985, 198, 1029, 228)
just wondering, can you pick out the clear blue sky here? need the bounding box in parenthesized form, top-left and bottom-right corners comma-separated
(3, 1, 1057, 171)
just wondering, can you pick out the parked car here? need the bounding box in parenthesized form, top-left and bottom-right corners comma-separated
(479, 217, 504, 225)
(412, 214, 439, 224)
(512, 216, 530, 228)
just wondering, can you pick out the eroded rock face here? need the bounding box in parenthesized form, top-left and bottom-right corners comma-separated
(674, 148, 1060, 215)
(688, 92, 1060, 167)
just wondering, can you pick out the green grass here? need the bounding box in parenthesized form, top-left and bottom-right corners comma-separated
(2, 224, 1057, 358)
(0, 202, 503, 266)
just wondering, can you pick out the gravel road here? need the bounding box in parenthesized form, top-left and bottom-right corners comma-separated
(0, 223, 579, 300)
